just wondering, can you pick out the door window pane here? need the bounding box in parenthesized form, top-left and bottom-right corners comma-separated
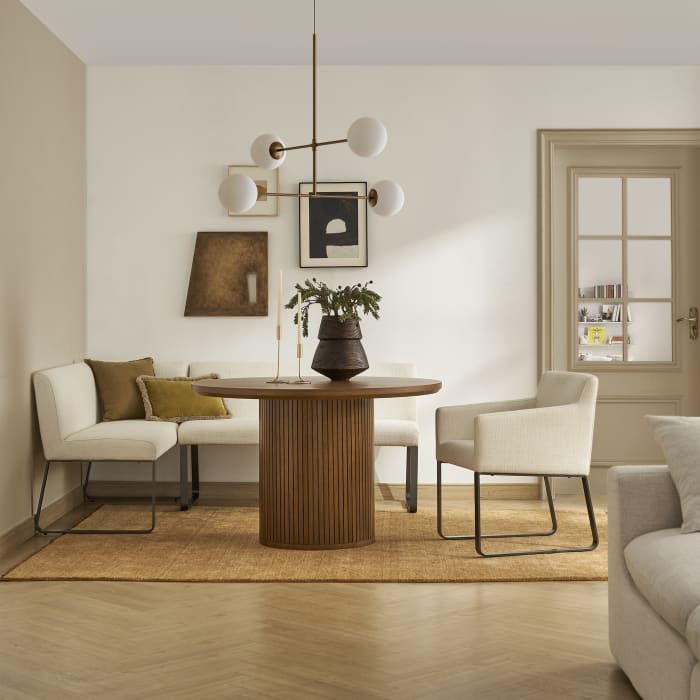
(577, 177, 622, 236)
(627, 240, 672, 299)
(578, 239, 622, 297)
(627, 303, 673, 362)
(627, 177, 671, 237)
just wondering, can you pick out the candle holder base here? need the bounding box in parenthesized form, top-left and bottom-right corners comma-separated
(266, 334, 287, 384)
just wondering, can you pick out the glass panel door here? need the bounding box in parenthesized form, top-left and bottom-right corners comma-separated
(574, 174, 675, 366)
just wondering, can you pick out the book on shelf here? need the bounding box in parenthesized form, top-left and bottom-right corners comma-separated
(587, 326, 606, 344)
(591, 282, 623, 299)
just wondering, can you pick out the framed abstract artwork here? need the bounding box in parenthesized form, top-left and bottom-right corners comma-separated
(226, 165, 279, 217)
(298, 181, 368, 268)
(184, 231, 268, 316)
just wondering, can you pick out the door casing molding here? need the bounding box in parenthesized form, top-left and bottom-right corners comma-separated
(537, 128, 700, 376)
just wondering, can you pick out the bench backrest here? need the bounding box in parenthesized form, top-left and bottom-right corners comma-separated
(366, 362, 417, 421)
(189, 362, 275, 418)
(34, 362, 98, 458)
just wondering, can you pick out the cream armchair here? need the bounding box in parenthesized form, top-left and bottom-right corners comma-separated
(435, 371, 599, 557)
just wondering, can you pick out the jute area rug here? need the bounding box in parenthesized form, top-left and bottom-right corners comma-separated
(3, 505, 607, 583)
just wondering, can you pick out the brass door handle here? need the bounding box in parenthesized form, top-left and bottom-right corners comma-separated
(676, 306, 699, 340)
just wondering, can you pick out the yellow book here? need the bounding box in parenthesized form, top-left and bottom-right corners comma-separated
(587, 326, 606, 345)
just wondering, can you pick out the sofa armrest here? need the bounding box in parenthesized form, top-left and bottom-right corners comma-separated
(435, 398, 535, 447)
(607, 465, 681, 554)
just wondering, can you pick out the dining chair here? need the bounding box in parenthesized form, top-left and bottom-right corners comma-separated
(435, 371, 599, 557)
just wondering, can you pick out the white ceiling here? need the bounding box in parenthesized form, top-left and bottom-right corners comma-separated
(20, 0, 700, 66)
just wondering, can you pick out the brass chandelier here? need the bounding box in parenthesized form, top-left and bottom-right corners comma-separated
(218, 0, 404, 217)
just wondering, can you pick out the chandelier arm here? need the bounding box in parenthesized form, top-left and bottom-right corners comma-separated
(262, 191, 371, 200)
(272, 138, 348, 154)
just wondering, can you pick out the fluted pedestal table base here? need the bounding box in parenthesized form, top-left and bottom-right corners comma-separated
(259, 398, 374, 549)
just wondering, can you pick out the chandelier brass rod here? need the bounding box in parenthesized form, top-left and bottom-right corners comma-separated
(262, 191, 370, 200)
(312, 31, 318, 195)
(272, 137, 347, 154)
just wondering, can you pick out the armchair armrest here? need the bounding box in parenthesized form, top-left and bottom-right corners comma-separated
(474, 403, 588, 474)
(435, 398, 535, 445)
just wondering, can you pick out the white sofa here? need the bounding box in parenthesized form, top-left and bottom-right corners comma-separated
(33, 360, 421, 532)
(608, 465, 700, 700)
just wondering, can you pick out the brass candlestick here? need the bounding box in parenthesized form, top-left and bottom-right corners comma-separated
(266, 325, 288, 384)
(290, 341, 311, 385)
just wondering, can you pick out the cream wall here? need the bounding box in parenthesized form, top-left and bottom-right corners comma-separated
(0, 0, 85, 538)
(86, 65, 700, 485)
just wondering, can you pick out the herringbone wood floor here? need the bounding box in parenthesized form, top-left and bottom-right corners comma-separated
(0, 490, 638, 699)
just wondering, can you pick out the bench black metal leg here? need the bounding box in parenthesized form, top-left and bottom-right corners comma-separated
(35, 460, 157, 535)
(191, 445, 200, 503)
(405, 446, 418, 513)
(83, 459, 178, 505)
(179, 445, 190, 511)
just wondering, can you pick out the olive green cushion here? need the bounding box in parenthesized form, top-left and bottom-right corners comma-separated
(85, 357, 155, 421)
(136, 374, 230, 423)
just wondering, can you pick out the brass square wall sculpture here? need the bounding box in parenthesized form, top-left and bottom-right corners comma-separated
(185, 231, 268, 316)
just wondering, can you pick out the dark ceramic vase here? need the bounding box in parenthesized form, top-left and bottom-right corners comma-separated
(311, 315, 369, 381)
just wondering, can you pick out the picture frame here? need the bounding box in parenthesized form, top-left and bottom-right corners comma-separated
(226, 165, 279, 217)
(298, 181, 368, 268)
(184, 231, 268, 316)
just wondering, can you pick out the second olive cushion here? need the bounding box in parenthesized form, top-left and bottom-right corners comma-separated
(136, 374, 230, 423)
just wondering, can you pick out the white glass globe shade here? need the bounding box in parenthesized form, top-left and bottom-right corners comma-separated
(250, 133, 286, 170)
(218, 173, 259, 214)
(347, 117, 387, 158)
(370, 180, 404, 216)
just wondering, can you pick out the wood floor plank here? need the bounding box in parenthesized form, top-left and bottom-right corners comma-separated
(0, 580, 637, 699)
(0, 493, 635, 700)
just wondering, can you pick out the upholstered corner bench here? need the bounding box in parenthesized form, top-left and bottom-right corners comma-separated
(33, 360, 422, 532)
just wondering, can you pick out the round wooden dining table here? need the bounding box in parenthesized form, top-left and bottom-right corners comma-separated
(193, 376, 441, 550)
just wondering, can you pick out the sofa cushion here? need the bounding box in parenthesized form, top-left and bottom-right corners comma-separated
(646, 416, 700, 533)
(437, 439, 475, 468)
(374, 419, 419, 447)
(85, 357, 155, 421)
(136, 374, 229, 423)
(56, 420, 177, 461)
(625, 528, 700, 637)
(178, 417, 259, 445)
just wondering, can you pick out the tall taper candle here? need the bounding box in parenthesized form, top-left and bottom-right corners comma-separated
(297, 292, 302, 346)
(277, 270, 283, 337)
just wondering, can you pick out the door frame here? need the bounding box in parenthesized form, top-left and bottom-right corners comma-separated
(537, 128, 700, 375)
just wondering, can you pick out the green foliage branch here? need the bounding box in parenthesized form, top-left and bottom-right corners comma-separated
(285, 279, 381, 337)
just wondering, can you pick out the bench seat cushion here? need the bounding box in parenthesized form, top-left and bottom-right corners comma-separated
(56, 420, 177, 461)
(625, 528, 700, 638)
(178, 417, 258, 446)
(374, 419, 419, 447)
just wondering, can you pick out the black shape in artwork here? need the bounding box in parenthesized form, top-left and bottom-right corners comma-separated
(308, 192, 359, 259)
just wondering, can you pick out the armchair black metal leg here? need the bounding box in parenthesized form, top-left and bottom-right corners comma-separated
(191, 445, 200, 503)
(474, 474, 598, 558)
(405, 446, 418, 513)
(179, 445, 190, 511)
(437, 463, 558, 541)
(35, 460, 157, 535)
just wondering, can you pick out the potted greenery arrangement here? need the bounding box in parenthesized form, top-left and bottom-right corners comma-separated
(285, 279, 381, 380)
